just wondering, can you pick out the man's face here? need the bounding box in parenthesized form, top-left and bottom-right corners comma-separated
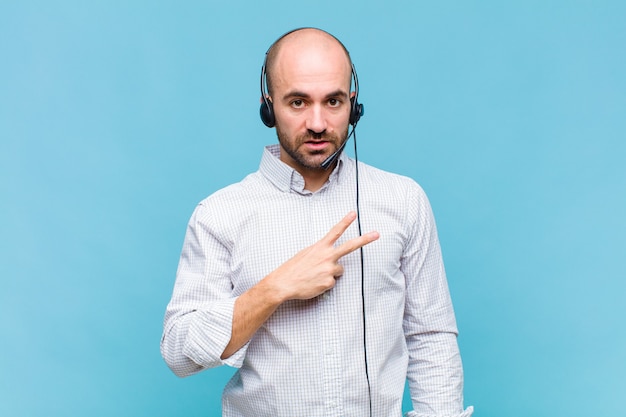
(270, 39, 352, 172)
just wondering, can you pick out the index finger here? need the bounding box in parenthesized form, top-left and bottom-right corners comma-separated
(334, 231, 380, 258)
(321, 211, 358, 245)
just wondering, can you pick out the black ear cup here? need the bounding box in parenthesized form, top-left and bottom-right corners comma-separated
(350, 96, 363, 126)
(260, 100, 275, 127)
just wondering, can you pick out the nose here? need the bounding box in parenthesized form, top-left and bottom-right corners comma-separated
(305, 104, 327, 134)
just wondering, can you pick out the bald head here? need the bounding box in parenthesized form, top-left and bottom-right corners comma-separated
(265, 28, 353, 97)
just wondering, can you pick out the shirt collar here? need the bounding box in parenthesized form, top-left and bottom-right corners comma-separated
(259, 144, 348, 194)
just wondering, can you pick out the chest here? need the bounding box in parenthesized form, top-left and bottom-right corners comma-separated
(224, 190, 410, 296)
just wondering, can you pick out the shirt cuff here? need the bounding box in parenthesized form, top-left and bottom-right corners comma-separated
(182, 297, 249, 369)
(404, 406, 474, 417)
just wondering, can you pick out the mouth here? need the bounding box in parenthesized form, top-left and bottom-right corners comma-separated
(303, 140, 330, 151)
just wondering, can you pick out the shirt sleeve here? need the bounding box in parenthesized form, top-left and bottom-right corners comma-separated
(404, 406, 474, 417)
(161, 203, 248, 377)
(401, 182, 472, 416)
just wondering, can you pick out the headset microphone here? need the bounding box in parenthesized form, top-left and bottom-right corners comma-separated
(320, 143, 346, 170)
(320, 129, 354, 170)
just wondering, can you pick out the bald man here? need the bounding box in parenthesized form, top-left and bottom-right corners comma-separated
(162, 28, 473, 417)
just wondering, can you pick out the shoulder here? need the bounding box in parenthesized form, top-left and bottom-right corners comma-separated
(196, 171, 264, 210)
(352, 161, 437, 233)
(186, 171, 267, 230)
(355, 160, 429, 203)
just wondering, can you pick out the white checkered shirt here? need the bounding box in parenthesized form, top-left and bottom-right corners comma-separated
(162, 145, 473, 417)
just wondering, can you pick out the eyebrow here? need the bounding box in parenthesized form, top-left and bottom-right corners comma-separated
(281, 89, 349, 101)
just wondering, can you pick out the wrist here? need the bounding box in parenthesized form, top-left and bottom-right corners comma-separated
(256, 272, 289, 306)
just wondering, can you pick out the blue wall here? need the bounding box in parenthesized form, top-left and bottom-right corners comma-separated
(1, 1, 624, 416)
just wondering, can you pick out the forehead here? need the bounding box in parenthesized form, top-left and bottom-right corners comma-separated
(271, 32, 352, 94)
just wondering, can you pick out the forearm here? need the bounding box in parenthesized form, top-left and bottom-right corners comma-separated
(221, 278, 284, 359)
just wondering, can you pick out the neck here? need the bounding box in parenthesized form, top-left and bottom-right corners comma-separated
(299, 163, 335, 192)
(279, 148, 339, 192)
(288, 163, 336, 192)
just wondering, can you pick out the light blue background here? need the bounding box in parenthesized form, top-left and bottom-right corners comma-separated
(1, 1, 625, 416)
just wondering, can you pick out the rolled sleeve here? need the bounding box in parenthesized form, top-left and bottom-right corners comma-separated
(183, 298, 249, 368)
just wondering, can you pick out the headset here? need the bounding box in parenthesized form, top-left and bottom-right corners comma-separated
(259, 28, 364, 129)
(258, 28, 372, 417)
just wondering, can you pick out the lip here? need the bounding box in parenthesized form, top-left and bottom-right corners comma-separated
(304, 140, 330, 150)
